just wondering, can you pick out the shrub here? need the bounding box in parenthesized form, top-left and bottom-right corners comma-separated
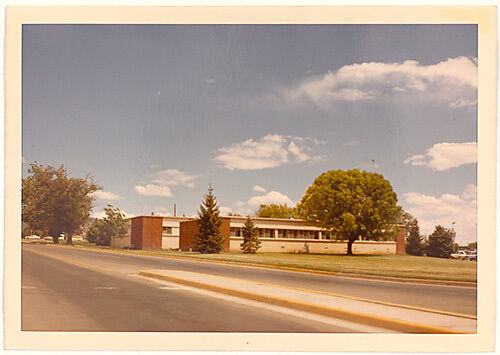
(425, 225, 455, 258)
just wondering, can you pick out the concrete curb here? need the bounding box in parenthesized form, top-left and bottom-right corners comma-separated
(31, 242, 477, 287)
(139, 270, 469, 334)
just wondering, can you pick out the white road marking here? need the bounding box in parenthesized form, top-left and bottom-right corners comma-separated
(93, 286, 116, 290)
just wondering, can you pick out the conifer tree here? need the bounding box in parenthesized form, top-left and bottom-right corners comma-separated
(240, 216, 261, 254)
(194, 186, 224, 253)
(400, 211, 425, 256)
(406, 225, 426, 256)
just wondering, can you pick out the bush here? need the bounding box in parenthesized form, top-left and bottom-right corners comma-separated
(86, 204, 127, 246)
(425, 225, 455, 258)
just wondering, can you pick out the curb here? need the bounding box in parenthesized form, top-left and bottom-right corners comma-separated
(139, 270, 469, 334)
(29, 242, 477, 287)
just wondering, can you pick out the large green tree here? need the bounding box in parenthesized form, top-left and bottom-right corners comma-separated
(256, 204, 298, 219)
(194, 186, 225, 253)
(297, 169, 399, 255)
(425, 225, 456, 258)
(22, 163, 100, 244)
(240, 216, 261, 254)
(86, 204, 129, 246)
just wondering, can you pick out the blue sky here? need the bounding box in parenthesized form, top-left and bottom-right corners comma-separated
(22, 24, 477, 244)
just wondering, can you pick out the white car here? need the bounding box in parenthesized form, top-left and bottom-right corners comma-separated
(24, 235, 41, 239)
(450, 250, 468, 260)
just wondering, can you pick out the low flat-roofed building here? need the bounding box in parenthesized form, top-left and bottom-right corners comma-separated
(128, 215, 405, 254)
(161, 216, 194, 249)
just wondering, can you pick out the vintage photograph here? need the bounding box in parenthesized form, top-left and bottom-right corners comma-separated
(5, 6, 496, 352)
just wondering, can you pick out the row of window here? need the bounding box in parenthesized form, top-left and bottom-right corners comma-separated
(230, 227, 332, 240)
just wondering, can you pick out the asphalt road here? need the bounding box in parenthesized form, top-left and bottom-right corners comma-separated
(22, 244, 476, 331)
(22, 244, 376, 332)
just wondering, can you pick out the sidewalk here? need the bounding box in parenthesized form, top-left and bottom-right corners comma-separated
(140, 269, 476, 334)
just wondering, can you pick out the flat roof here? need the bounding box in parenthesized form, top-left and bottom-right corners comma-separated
(224, 216, 306, 223)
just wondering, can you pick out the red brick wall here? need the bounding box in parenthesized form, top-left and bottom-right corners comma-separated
(130, 217, 143, 250)
(396, 226, 406, 255)
(130, 216, 163, 250)
(180, 218, 230, 251)
(179, 220, 198, 251)
(220, 219, 231, 251)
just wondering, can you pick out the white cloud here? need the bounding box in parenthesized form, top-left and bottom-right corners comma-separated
(134, 169, 200, 197)
(219, 206, 233, 216)
(288, 141, 310, 162)
(404, 184, 477, 245)
(134, 184, 172, 197)
(247, 191, 294, 208)
(214, 134, 320, 170)
(404, 142, 477, 171)
(91, 190, 122, 200)
(449, 98, 478, 109)
(252, 185, 266, 193)
(268, 56, 477, 111)
(461, 184, 477, 200)
(204, 78, 216, 84)
(148, 206, 172, 216)
(91, 209, 135, 219)
(227, 190, 295, 216)
(91, 210, 107, 219)
(151, 169, 200, 188)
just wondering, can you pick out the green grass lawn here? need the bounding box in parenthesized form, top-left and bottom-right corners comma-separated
(147, 250, 477, 282)
(22, 239, 477, 283)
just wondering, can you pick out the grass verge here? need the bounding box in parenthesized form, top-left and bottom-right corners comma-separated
(22, 239, 477, 283)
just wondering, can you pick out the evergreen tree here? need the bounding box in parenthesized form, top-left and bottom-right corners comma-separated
(240, 216, 261, 254)
(194, 186, 225, 253)
(399, 211, 425, 256)
(406, 228, 426, 256)
(425, 225, 456, 258)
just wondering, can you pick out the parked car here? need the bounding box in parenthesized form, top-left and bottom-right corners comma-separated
(450, 250, 468, 260)
(24, 235, 40, 239)
(466, 250, 477, 261)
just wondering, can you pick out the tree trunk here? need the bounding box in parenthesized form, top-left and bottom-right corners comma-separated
(52, 236, 59, 244)
(66, 234, 73, 245)
(347, 237, 355, 255)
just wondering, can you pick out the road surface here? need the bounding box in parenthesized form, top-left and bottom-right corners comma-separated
(21, 244, 476, 332)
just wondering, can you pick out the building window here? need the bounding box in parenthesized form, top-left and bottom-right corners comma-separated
(230, 227, 242, 237)
(277, 229, 284, 238)
(163, 227, 172, 235)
